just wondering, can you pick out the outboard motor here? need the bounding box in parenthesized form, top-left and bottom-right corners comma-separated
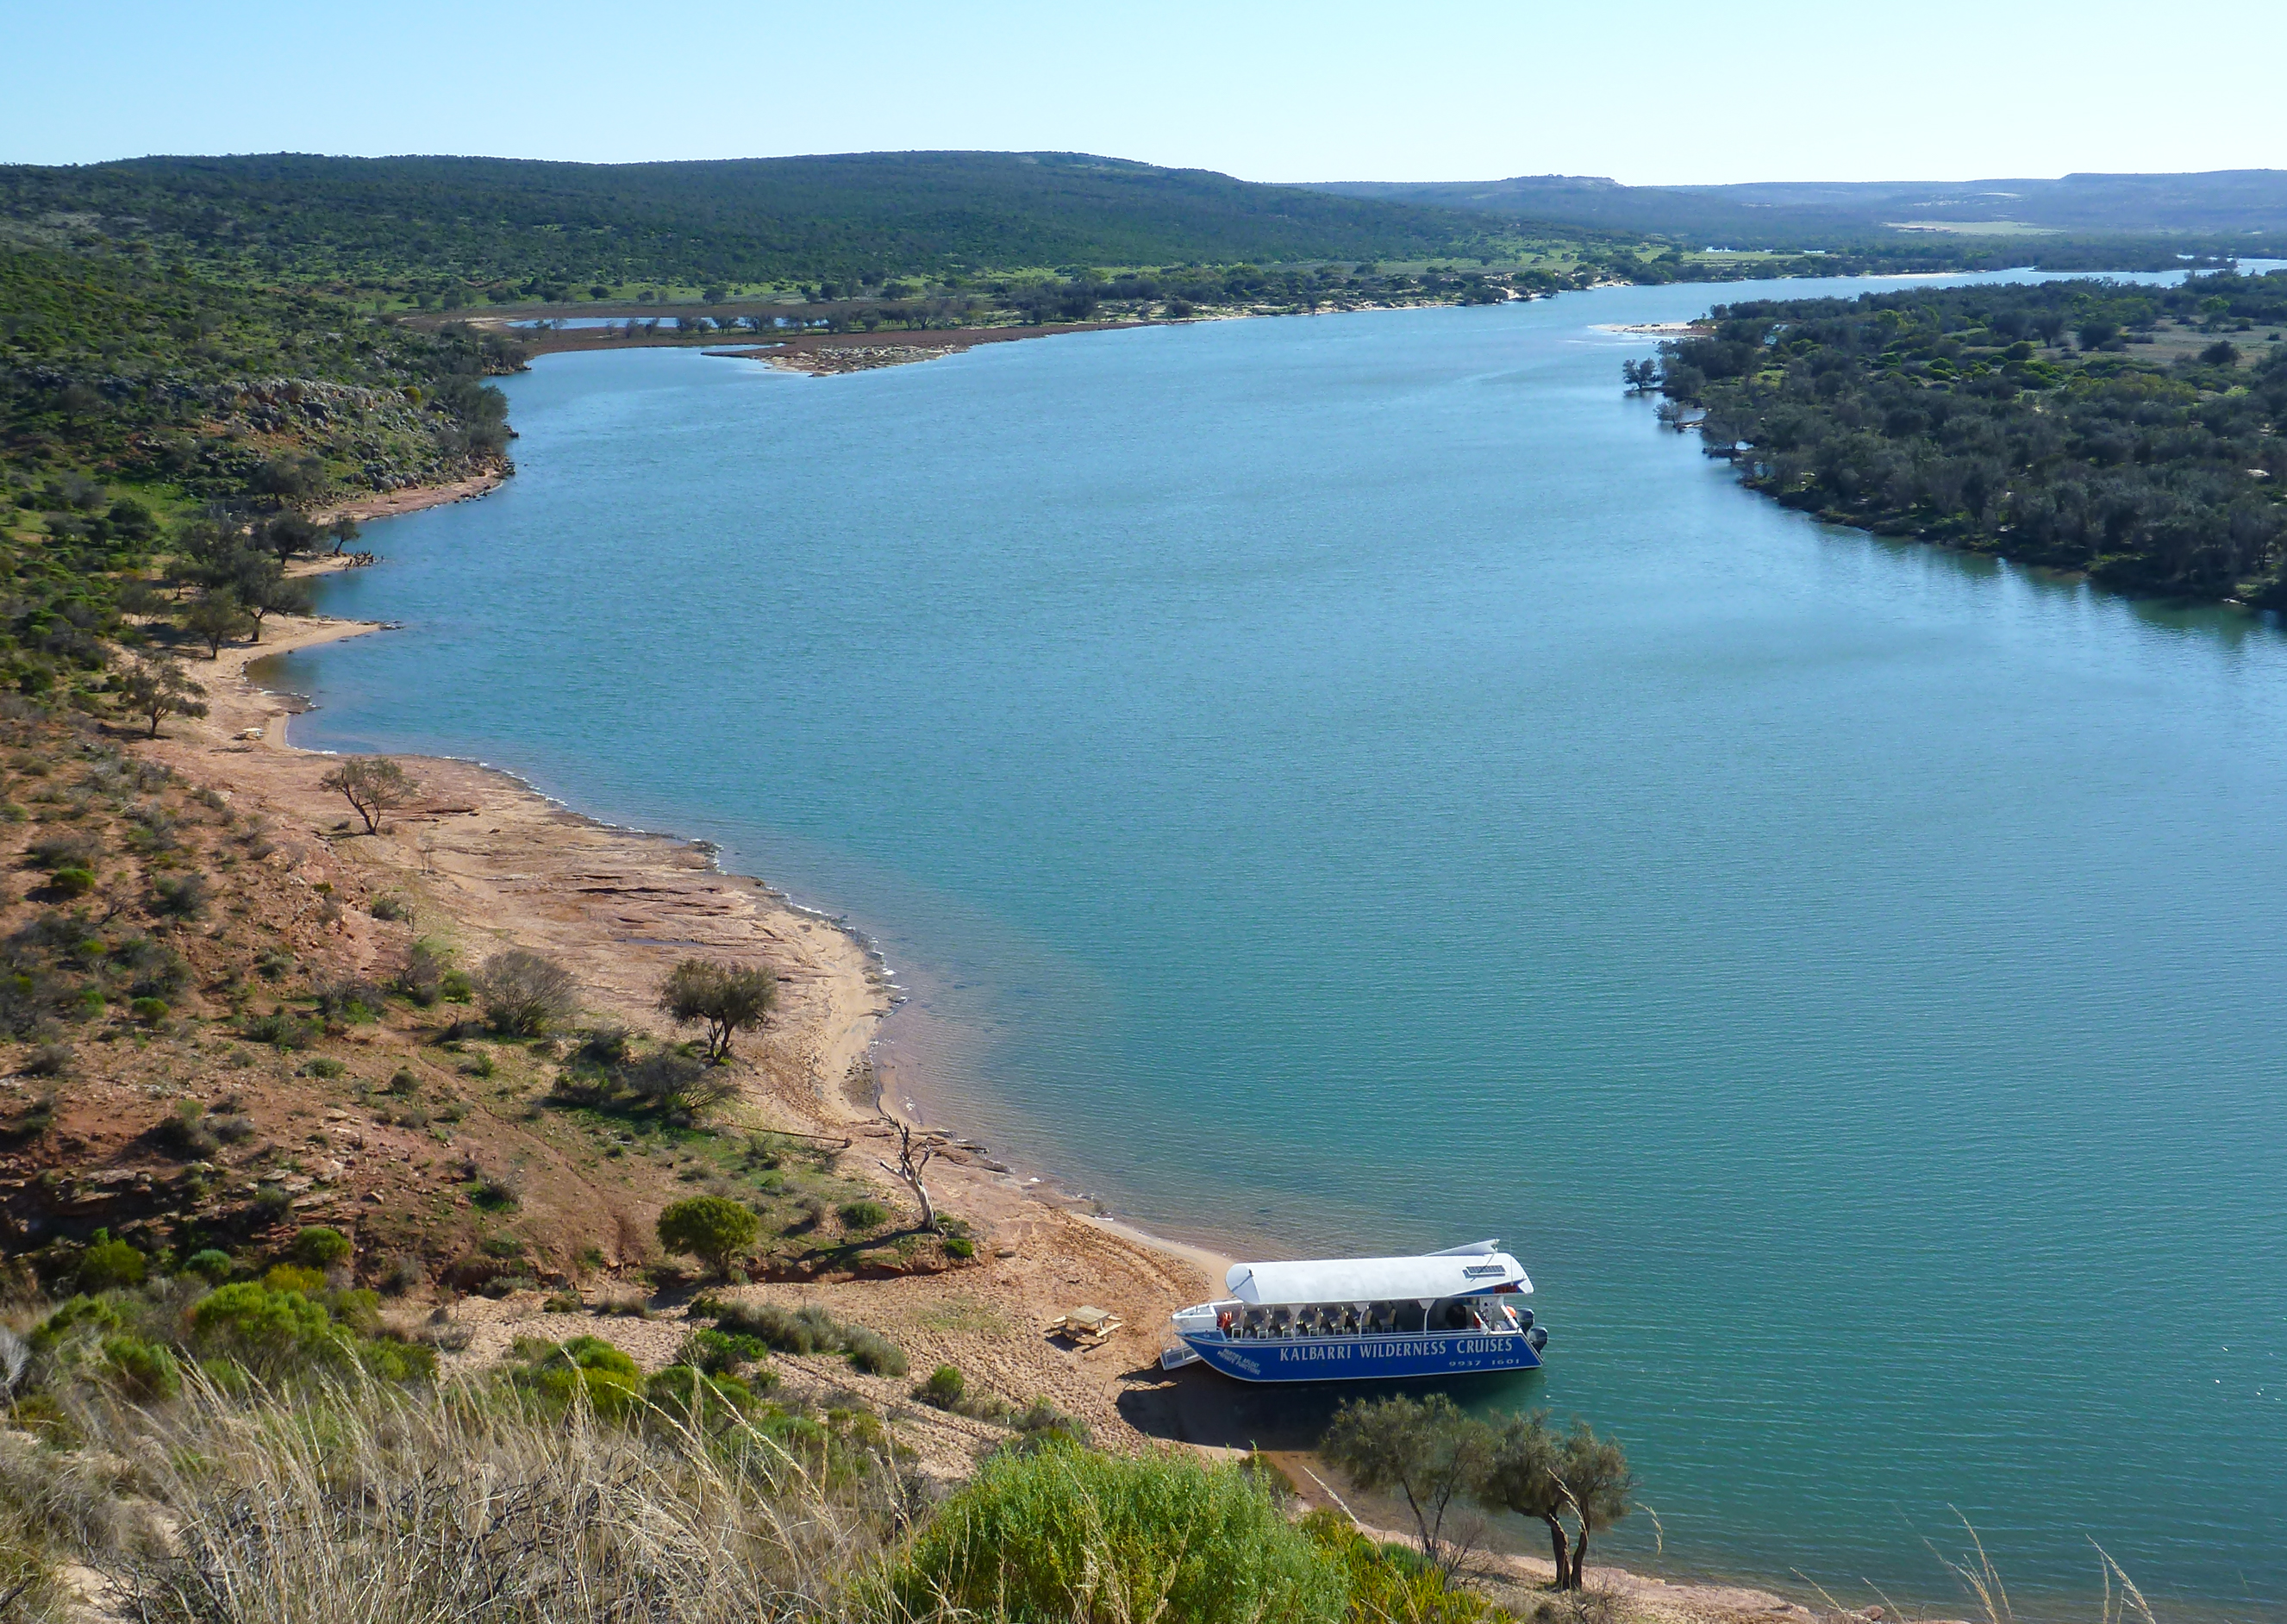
(1527, 1325, 1548, 1352)
(1515, 1308, 1534, 1332)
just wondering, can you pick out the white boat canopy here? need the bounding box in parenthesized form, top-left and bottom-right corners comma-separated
(1224, 1240, 1532, 1307)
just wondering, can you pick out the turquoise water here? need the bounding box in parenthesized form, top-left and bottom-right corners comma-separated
(273, 282, 2287, 1615)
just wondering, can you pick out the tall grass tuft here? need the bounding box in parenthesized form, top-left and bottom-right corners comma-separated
(82, 1371, 901, 1623)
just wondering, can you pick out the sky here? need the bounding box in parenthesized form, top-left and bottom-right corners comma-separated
(6, 0, 2284, 186)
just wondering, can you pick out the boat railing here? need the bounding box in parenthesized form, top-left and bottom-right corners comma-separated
(1180, 1296, 1525, 1342)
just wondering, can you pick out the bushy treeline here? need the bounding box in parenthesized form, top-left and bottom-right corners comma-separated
(1652, 272, 2287, 600)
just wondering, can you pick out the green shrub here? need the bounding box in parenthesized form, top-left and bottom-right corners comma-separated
(655, 1196, 758, 1275)
(48, 867, 94, 898)
(917, 1364, 965, 1409)
(243, 1009, 316, 1050)
(1299, 1508, 1505, 1621)
(30, 1294, 122, 1351)
(710, 1301, 842, 1356)
(102, 1334, 181, 1400)
(643, 1363, 758, 1422)
(943, 1235, 976, 1259)
(843, 1327, 906, 1377)
(190, 1282, 346, 1374)
(304, 1057, 345, 1079)
(881, 1443, 1344, 1624)
(152, 873, 209, 917)
(264, 1263, 328, 1294)
(678, 1327, 770, 1377)
(1009, 1397, 1090, 1452)
(78, 1233, 147, 1291)
(518, 1335, 642, 1419)
(128, 996, 170, 1025)
(289, 1226, 352, 1269)
(184, 1248, 234, 1284)
(837, 1199, 890, 1232)
(153, 1102, 219, 1159)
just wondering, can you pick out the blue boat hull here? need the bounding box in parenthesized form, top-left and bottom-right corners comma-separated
(1178, 1330, 1544, 1384)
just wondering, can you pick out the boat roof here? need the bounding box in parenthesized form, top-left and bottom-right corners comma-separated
(1224, 1240, 1531, 1306)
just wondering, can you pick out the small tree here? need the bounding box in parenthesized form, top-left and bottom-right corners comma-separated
(656, 958, 777, 1061)
(1320, 1393, 1494, 1579)
(318, 756, 420, 835)
(473, 948, 580, 1037)
(116, 655, 209, 739)
(180, 588, 253, 658)
(656, 1195, 759, 1277)
(1554, 1421, 1635, 1589)
(1479, 1409, 1575, 1585)
(233, 556, 315, 640)
(876, 1116, 939, 1231)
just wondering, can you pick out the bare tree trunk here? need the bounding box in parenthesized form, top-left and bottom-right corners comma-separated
(1542, 1515, 1572, 1590)
(1569, 1523, 1590, 1590)
(876, 1118, 937, 1230)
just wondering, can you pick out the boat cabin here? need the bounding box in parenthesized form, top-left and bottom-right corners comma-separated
(1170, 1240, 1536, 1343)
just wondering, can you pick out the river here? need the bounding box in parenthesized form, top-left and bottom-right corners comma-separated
(272, 276, 2287, 1616)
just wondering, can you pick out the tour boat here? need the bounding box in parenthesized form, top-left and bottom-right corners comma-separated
(1163, 1240, 1547, 1383)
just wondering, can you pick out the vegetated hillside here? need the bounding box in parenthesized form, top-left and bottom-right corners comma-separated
(1311, 170, 2287, 254)
(1647, 272, 2287, 601)
(2, 242, 522, 507)
(0, 151, 1520, 302)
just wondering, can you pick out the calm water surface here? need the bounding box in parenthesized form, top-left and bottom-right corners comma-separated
(273, 279, 2287, 1615)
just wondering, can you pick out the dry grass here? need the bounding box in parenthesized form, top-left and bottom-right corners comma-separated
(3, 1371, 913, 1623)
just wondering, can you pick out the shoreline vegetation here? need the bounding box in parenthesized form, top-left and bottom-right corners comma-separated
(0, 148, 2239, 1619)
(1636, 272, 2287, 606)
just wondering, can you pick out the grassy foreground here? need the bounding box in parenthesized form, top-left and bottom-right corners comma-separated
(0, 1283, 1523, 1624)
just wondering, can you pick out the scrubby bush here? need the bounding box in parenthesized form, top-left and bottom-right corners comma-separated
(48, 866, 95, 898)
(678, 1327, 774, 1382)
(916, 1364, 965, 1409)
(151, 872, 209, 917)
(242, 1008, 316, 1049)
(474, 948, 579, 1036)
(128, 996, 170, 1025)
(369, 894, 412, 921)
(842, 1327, 906, 1377)
(290, 1227, 352, 1269)
(619, 1050, 733, 1116)
(184, 1249, 234, 1284)
(304, 1057, 345, 1079)
(1299, 1507, 1509, 1622)
(77, 1232, 147, 1291)
(837, 1199, 890, 1233)
(516, 1335, 642, 1420)
(396, 939, 448, 1004)
(102, 1334, 182, 1400)
(709, 1301, 842, 1356)
(313, 978, 384, 1022)
(153, 1101, 219, 1159)
(879, 1442, 1344, 1624)
(190, 1282, 342, 1373)
(643, 1362, 761, 1423)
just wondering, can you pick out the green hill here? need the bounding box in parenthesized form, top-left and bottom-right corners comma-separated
(0, 151, 1521, 301)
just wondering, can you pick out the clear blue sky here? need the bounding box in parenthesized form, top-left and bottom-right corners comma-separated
(7, 0, 2282, 185)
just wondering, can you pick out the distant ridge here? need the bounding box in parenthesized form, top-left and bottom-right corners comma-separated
(0, 150, 1517, 289)
(1307, 170, 2287, 243)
